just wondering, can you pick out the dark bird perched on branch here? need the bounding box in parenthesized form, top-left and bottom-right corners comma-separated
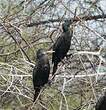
(52, 20, 73, 75)
(95, 91, 106, 110)
(33, 49, 53, 102)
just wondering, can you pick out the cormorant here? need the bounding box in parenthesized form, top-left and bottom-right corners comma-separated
(52, 20, 73, 75)
(95, 92, 106, 110)
(33, 49, 52, 102)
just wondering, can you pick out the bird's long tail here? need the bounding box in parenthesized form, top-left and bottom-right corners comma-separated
(33, 87, 41, 102)
(52, 63, 58, 75)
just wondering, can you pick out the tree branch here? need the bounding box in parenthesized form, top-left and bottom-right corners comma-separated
(27, 14, 106, 27)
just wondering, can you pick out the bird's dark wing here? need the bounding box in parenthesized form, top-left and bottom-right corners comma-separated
(52, 33, 71, 63)
(95, 95, 106, 110)
(52, 33, 65, 62)
(32, 65, 38, 89)
(33, 56, 50, 87)
(53, 33, 65, 51)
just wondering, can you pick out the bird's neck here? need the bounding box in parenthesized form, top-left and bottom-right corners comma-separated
(63, 28, 69, 32)
(64, 30, 70, 36)
(64, 30, 72, 42)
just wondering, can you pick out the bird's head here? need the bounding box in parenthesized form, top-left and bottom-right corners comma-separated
(36, 49, 54, 59)
(62, 20, 72, 32)
(102, 88, 106, 96)
(36, 49, 46, 59)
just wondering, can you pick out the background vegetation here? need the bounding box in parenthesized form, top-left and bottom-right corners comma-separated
(0, 0, 106, 110)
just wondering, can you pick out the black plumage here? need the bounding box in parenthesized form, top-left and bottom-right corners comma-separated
(52, 20, 73, 75)
(33, 49, 50, 102)
(95, 92, 106, 110)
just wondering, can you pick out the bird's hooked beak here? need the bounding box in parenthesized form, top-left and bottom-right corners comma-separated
(46, 50, 55, 54)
